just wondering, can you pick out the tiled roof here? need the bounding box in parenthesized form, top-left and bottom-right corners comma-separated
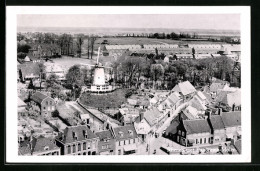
(183, 119, 211, 135)
(168, 92, 181, 104)
(31, 92, 49, 104)
(18, 63, 41, 77)
(58, 125, 97, 144)
(143, 107, 161, 126)
(209, 115, 225, 130)
(172, 81, 196, 96)
(18, 97, 27, 107)
(215, 90, 232, 103)
(225, 90, 241, 107)
(95, 130, 114, 141)
(189, 96, 207, 111)
(221, 111, 241, 127)
(113, 125, 138, 141)
(234, 140, 241, 154)
(210, 83, 226, 92)
(19, 136, 59, 155)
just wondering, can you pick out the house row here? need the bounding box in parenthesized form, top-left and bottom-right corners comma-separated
(188, 44, 222, 49)
(176, 111, 241, 147)
(19, 124, 139, 156)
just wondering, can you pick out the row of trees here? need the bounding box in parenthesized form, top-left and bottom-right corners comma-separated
(17, 32, 97, 59)
(111, 55, 240, 90)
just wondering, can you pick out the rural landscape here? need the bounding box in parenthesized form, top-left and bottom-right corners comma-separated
(17, 14, 241, 156)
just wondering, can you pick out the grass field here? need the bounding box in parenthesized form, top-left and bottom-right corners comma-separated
(79, 89, 127, 109)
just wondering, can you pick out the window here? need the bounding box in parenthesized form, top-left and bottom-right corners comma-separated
(133, 138, 135, 144)
(118, 149, 121, 155)
(182, 132, 185, 137)
(83, 142, 86, 150)
(78, 143, 81, 151)
(46, 101, 48, 105)
(178, 130, 181, 135)
(73, 144, 76, 153)
(196, 139, 198, 144)
(200, 138, 202, 144)
(124, 140, 126, 145)
(119, 141, 121, 146)
(88, 142, 91, 149)
(50, 101, 52, 105)
(67, 145, 71, 154)
(204, 138, 206, 144)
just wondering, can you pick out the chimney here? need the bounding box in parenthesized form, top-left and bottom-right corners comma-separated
(218, 108, 223, 116)
(140, 112, 144, 122)
(206, 109, 212, 119)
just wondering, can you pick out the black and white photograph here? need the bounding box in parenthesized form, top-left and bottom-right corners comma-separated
(6, 6, 251, 163)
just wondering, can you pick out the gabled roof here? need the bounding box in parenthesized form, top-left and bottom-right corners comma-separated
(210, 83, 226, 92)
(113, 125, 138, 141)
(18, 63, 41, 77)
(182, 106, 198, 120)
(225, 90, 241, 107)
(168, 92, 181, 104)
(189, 96, 207, 111)
(18, 97, 27, 107)
(19, 136, 59, 155)
(221, 111, 241, 127)
(196, 91, 206, 100)
(183, 119, 211, 135)
(31, 92, 50, 104)
(172, 81, 196, 96)
(210, 115, 225, 130)
(57, 125, 97, 144)
(143, 107, 162, 126)
(95, 130, 114, 141)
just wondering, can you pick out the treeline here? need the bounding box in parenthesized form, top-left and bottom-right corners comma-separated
(111, 55, 240, 90)
(17, 32, 97, 58)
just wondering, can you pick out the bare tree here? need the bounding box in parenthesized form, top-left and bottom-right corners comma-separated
(76, 36, 84, 58)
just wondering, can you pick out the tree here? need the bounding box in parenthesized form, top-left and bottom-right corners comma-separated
(17, 44, 31, 53)
(90, 37, 97, 59)
(37, 63, 46, 91)
(76, 36, 84, 58)
(150, 64, 164, 89)
(65, 65, 83, 88)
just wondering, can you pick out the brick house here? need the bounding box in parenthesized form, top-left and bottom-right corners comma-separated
(55, 125, 99, 155)
(113, 125, 139, 155)
(19, 136, 60, 156)
(30, 92, 55, 117)
(176, 119, 212, 147)
(95, 130, 116, 155)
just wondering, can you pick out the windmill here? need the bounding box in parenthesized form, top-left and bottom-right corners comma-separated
(81, 47, 115, 93)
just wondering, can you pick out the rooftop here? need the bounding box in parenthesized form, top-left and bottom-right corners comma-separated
(172, 81, 196, 96)
(183, 119, 211, 135)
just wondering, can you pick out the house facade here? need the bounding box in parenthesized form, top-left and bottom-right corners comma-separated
(95, 130, 116, 155)
(55, 125, 99, 155)
(113, 125, 139, 155)
(176, 119, 212, 147)
(31, 92, 55, 117)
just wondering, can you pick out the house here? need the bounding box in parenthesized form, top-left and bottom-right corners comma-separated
(142, 107, 163, 132)
(215, 90, 241, 112)
(113, 125, 139, 155)
(182, 105, 199, 120)
(172, 81, 196, 102)
(176, 119, 212, 147)
(118, 107, 140, 125)
(31, 92, 55, 117)
(18, 97, 27, 113)
(19, 136, 60, 156)
(134, 112, 152, 142)
(221, 111, 241, 141)
(55, 125, 99, 155)
(18, 63, 41, 82)
(208, 115, 226, 143)
(189, 95, 207, 115)
(209, 82, 229, 98)
(165, 113, 189, 141)
(95, 130, 116, 155)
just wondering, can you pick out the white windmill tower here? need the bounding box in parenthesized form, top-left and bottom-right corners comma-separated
(93, 47, 106, 86)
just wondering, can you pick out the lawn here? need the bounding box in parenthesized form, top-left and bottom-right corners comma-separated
(79, 88, 127, 109)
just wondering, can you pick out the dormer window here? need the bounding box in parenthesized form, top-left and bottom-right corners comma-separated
(72, 132, 78, 140)
(128, 130, 133, 136)
(83, 130, 88, 139)
(44, 146, 49, 151)
(119, 131, 123, 137)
